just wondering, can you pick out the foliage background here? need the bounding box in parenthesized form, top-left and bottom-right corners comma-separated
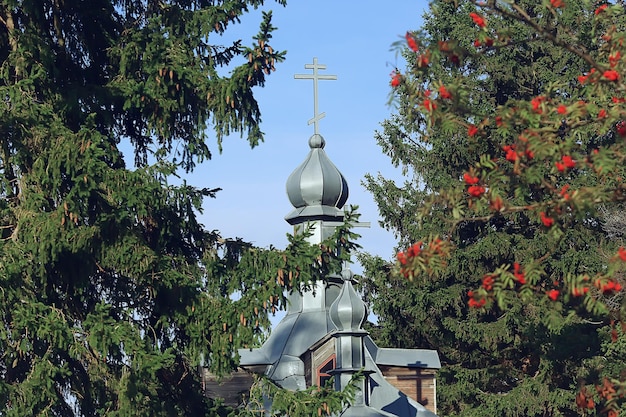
(0, 1, 355, 415)
(361, 1, 626, 416)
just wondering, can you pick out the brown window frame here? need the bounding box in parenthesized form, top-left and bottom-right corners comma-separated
(316, 354, 336, 387)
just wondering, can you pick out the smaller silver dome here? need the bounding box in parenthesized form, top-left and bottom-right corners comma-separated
(285, 134, 349, 224)
(329, 269, 366, 332)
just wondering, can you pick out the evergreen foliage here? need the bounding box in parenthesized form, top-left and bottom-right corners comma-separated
(0, 1, 352, 415)
(362, 1, 626, 416)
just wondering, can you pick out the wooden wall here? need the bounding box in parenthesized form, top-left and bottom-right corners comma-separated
(202, 368, 255, 407)
(303, 336, 335, 387)
(379, 366, 437, 415)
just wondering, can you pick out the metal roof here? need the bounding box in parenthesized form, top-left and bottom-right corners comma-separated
(365, 339, 442, 369)
(238, 278, 440, 417)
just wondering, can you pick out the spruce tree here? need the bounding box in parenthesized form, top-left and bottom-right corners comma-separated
(0, 1, 350, 416)
(362, 1, 626, 416)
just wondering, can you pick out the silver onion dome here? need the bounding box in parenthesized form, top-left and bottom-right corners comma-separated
(285, 133, 349, 225)
(329, 268, 366, 332)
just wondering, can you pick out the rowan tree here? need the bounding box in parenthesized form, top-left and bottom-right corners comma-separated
(0, 1, 353, 416)
(362, 1, 626, 416)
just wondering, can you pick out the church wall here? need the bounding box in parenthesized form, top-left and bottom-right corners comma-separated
(202, 368, 255, 407)
(379, 366, 437, 414)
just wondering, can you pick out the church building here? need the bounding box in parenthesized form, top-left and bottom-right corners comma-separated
(204, 58, 440, 416)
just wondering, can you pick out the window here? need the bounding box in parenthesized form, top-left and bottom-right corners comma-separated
(316, 355, 336, 387)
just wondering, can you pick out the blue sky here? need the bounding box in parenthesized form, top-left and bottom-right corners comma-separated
(189, 1, 429, 267)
